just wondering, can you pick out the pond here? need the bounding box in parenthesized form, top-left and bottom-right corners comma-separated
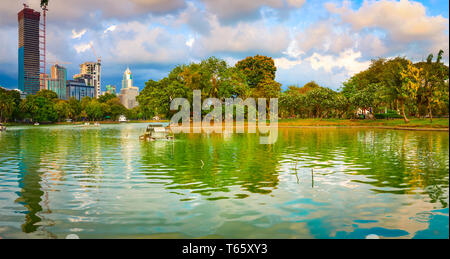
(0, 123, 448, 238)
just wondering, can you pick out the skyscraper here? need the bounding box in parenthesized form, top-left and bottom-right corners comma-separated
(119, 67, 139, 109)
(75, 62, 101, 98)
(40, 64, 67, 99)
(122, 67, 133, 89)
(18, 5, 40, 95)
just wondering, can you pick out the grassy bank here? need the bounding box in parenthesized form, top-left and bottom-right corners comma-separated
(278, 118, 449, 129)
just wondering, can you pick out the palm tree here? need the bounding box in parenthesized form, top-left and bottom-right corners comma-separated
(0, 94, 15, 123)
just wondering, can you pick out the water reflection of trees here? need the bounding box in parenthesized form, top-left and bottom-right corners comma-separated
(7, 127, 106, 236)
(277, 128, 449, 207)
(139, 128, 448, 205)
(13, 128, 65, 237)
(139, 133, 281, 197)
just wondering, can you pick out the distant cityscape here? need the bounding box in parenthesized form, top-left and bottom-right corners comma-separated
(16, 4, 139, 109)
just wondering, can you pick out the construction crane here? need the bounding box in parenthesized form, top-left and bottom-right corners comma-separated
(89, 43, 101, 64)
(39, 1, 49, 88)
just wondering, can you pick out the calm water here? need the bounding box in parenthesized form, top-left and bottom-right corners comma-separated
(0, 123, 448, 239)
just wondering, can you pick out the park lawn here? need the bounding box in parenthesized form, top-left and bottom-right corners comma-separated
(278, 118, 449, 129)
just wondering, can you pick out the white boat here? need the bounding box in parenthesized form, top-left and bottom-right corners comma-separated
(140, 124, 174, 141)
(34, 122, 39, 126)
(94, 122, 100, 126)
(118, 115, 127, 122)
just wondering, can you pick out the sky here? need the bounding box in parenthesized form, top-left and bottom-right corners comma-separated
(0, 0, 448, 92)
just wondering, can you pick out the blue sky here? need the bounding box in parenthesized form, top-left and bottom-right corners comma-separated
(0, 0, 448, 92)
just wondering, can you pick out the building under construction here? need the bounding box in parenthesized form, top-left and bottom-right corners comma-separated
(18, 5, 41, 95)
(74, 62, 102, 98)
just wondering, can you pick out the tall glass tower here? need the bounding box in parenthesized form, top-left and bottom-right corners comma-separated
(119, 67, 139, 109)
(18, 5, 40, 95)
(122, 67, 133, 89)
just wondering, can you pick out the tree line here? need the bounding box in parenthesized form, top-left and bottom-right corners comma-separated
(136, 55, 281, 120)
(0, 89, 128, 123)
(136, 52, 448, 123)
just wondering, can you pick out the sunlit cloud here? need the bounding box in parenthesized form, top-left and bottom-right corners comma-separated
(71, 29, 86, 39)
(74, 41, 93, 53)
(104, 25, 117, 34)
(307, 49, 370, 76)
(186, 36, 195, 48)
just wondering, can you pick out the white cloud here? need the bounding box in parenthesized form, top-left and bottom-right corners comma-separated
(283, 40, 304, 58)
(326, 0, 448, 42)
(186, 37, 195, 48)
(198, 0, 306, 22)
(71, 29, 86, 39)
(326, 0, 449, 60)
(274, 57, 303, 70)
(175, 2, 211, 34)
(104, 25, 117, 34)
(295, 20, 354, 55)
(358, 34, 389, 57)
(194, 16, 290, 56)
(74, 41, 92, 53)
(307, 49, 370, 76)
(105, 22, 189, 64)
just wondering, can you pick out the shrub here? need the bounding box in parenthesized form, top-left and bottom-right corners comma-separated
(374, 111, 403, 119)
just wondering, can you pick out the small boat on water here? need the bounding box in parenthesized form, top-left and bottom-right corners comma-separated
(34, 122, 39, 126)
(94, 122, 100, 126)
(140, 124, 174, 141)
(0, 123, 6, 132)
(118, 115, 127, 123)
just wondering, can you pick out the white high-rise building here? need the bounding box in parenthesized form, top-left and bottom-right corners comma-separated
(122, 67, 133, 89)
(119, 67, 139, 109)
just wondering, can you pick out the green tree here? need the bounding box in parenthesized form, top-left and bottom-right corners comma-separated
(236, 55, 277, 89)
(414, 50, 449, 122)
(98, 93, 117, 103)
(106, 97, 127, 121)
(36, 89, 58, 102)
(333, 93, 350, 118)
(54, 100, 70, 122)
(380, 57, 411, 123)
(137, 57, 250, 119)
(67, 97, 81, 121)
(349, 84, 377, 117)
(306, 87, 336, 119)
(0, 88, 21, 122)
(20, 91, 58, 123)
(84, 99, 103, 121)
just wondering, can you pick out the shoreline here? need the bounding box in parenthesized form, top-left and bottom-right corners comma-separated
(4, 119, 448, 132)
